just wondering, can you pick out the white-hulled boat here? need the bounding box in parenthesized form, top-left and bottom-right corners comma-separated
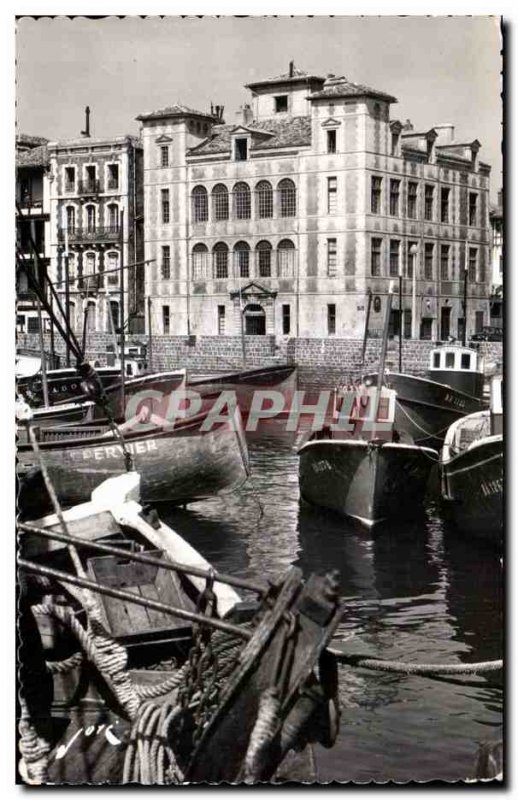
(440, 375, 503, 544)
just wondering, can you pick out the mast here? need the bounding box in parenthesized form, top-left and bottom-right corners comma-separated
(361, 289, 372, 368)
(372, 282, 394, 429)
(398, 262, 403, 373)
(147, 296, 153, 372)
(119, 210, 126, 412)
(463, 242, 469, 346)
(36, 297, 49, 408)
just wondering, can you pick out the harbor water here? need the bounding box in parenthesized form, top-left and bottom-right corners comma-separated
(160, 414, 504, 783)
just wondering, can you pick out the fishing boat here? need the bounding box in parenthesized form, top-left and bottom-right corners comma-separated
(364, 344, 486, 448)
(17, 472, 342, 784)
(187, 364, 297, 423)
(299, 285, 437, 528)
(440, 375, 503, 543)
(17, 402, 250, 516)
(298, 384, 437, 528)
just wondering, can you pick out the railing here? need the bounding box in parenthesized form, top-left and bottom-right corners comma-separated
(106, 179, 120, 191)
(58, 226, 120, 243)
(18, 196, 44, 210)
(77, 179, 101, 195)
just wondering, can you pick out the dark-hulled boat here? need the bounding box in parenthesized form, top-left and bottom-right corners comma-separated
(17, 403, 250, 515)
(364, 344, 486, 448)
(298, 385, 438, 528)
(188, 364, 297, 417)
(440, 376, 503, 543)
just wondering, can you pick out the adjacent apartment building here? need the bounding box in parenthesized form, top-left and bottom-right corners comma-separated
(47, 116, 145, 336)
(138, 64, 491, 342)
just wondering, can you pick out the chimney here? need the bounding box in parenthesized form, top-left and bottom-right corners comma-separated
(81, 105, 91, 138)
(289, 60, 294, 78)
(402, 119, 413, 132)
(235, 104, 253, 126)
(434, 123, 455, 145)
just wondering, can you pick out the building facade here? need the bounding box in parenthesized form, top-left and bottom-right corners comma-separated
(16, 135, 52, 334)
(489, 189, 503, 329)
(138, 65, 492, 342)
(47, 128, 144, 337)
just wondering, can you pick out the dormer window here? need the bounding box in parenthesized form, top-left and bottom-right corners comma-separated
(391, 130, 400, 156)
(274, 95, 288, 113)
(327, 130, 337, 154)
(235, 138, 248, 161)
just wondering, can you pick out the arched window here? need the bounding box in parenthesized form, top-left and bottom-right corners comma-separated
(277, 239, 296, 277)
(85, 204, 96, 233)
(255, 181, 273, 219)
(234, 241, 250, 278)
(107, 203, 119, 233)
(67, 252, 77, 282)
(212, 184, 229, 221)
(65, 205, 75, 233)
(234, 182, 251, 220)
(84, 251, 96, 277)
(192, 243, 209, 280)
(108, 300, 119, 332)
(106, 250, 119, 286)
(278, 179, 296, 218)
(213, 242, 229, 279)
(256, 241, 272, 278)
(192, 186, 208, 222)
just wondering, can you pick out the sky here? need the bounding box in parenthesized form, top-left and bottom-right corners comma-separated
(15, 15, 502, 199)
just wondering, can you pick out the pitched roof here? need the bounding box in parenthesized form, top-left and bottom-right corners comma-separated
(16, 143, 50, 168)
(245, 66, 325, 89)
(310, 76, 397, 103)
(136, 103, 218, 122)
(188, 116, 312, 156)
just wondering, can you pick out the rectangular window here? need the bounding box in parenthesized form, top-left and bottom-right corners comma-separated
(440, 244, 450, 280)
(327, 304, 336, 336)
(371, 237, 382, 276)
(371, 176, 382, 214)
(478, 253, 486, 284)
(391, 131, 400, 156)
(475, 310, 484, 333)
(327, 238, 337, 277)
(107, 164, 119, 190)
(85, 165, 97, 192)
(235, 138, 248, 161)
(424, 184, 434, 221)
(424, 242, 434, 280)
(469, 192, 478, 226)
(406, 242, 418, 279)
(27, 317, 39, 334)
(160, 146, 169, 168)
(420, 318, 433, 340)
(161, 188, 170, 224)
(327, 177, 337, 215)
(217, 305, 225, 335)
(468, 247, 477, 283)
(440, 187, 450, 223)
(404, 309, 412, 339)
(274, 95, 288, 113)
(389, 240, 400, 277)
(161, 245, 170, 279)
(64, 166, 76, 193)
(407, 182, 418, 219)
(282, 304, 291, 335)
(389, 179, 401, 216)
(327, 130, 337, 154)
(162, 305, 170, 334)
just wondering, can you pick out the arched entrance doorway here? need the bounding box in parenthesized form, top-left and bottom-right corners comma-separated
(243, 303, 266, 335)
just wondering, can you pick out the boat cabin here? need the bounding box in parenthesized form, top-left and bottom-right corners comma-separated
(427, 344, 485, 399)
(329, 385, 397, 442)
(490, 375, 503, 436)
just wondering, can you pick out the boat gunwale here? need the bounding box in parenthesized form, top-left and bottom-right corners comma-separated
(367, 370, 485, 405)
(298, 438, 438, 458)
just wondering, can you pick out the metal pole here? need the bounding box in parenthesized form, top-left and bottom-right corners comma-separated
(64, 253, 71, 367)
(463, 260, 468, 346)
(49, 292, 55, 368)
(147, 296, 153, 372)
(119, 210, 125, 412)
(361, 289, 372, 368)
(36, 297, 49, 408)
(398, 271, 403, 372)
(411, 248, 418, 339)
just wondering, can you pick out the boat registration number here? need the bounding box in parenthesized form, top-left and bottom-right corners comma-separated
(443, 393, 466, 409)
(480, 478, 503, 497)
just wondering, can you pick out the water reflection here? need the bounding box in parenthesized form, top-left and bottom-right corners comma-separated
(159, 419, 503, 782)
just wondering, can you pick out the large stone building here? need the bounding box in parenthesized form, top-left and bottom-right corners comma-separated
(489, 189, 503, 329)
(47, 116, 145, 336)
(138, 64, 491, 342)
(16, 134, 52, 335)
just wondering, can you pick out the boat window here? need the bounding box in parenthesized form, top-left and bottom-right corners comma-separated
(445, 352, 455, 368)
(461, 353, 471, 370)
(126, 363, 133, 376)
(433, 352, 441, 368)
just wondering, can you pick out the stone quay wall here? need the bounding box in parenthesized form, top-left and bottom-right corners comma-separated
(17, 333, 503, 385)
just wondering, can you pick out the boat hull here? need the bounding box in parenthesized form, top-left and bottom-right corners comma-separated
(298, 439, 437, 527)
(441, 436, 503, 542)
(364, 371, 485, 448)
(17, 408, 249, 513)
(189, 364, 297, 416)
